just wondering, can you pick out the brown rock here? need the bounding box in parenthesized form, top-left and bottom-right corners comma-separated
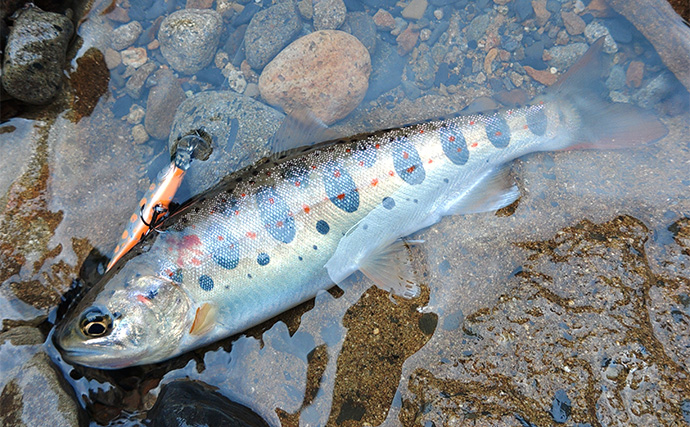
(121, 47, 147, 68)
(524, 65, 558, 86)
(104, 48, 121, 70)
(561, 11, 585, 35)
(484, 47, 499, 75)
(626, 60, 644, 88)
(106, 5, 129, 23)
(396, 26, 419, 56)
(186, 0, 213, 8)
(531, 0, 551, 26)
(607, 0, 690, 92)
(373, 9, 396, 30)
(401, 0, 428, 20)
(145, 68, 186, 139)
(259, 30, 371, 124)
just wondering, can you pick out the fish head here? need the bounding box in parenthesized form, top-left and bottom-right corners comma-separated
(55, 260, 192, 369)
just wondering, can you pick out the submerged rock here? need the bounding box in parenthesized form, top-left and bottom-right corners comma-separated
(1, 6, 74, 104)
(244, 2, 301, 70)
(158, 9, 223, 74)
(147, 380, 270, 427)
(145, 68, 186, 140)
(168, 90, 284, 194)
(259, 30, 371, 124)
(313, 0, 347, 30)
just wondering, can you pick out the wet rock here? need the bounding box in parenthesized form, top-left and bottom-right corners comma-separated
(531, 0, 551, 26)
(365, 36, 405, 100)
(626, 60, 644, 88)
(602, 17, 633, 44)
(104, 48, 121, 70)
(158, 8, 223, 74)
(0, 325, 43, 346)
(146, 380, 270, 427)
(514, 0, 534, 20)
(145, 68, 186, 140)
(244, 2, 301, 70)
(111, 21, 143, 50)
(632, 71, 676, 109)
(169, 90, 284, 193)
(561, 11, 585, 35)
(125, 61, 156, 99)
(372, 9, 396, 30)
(259, 30, 371, 124)
(402, 0, 428, 20)
(1, 6, 74, 104)
(546, 42, 588, 71)
(132, 123, 150, 144)
(297, 0, 313, 20)
(410, 51, 436, 88)
(465, 13, 490, 42)
(605, 64, 626, 91)
(584, 21, 618, 54)
(607, 0, 690, 91)
(0, 352, 86, 427)
(344, 12, 376, 54)
(313, 0, 347, 30)
(121, 47, 148, 68)
(524, 65, 557, 86)
(396, 26, 419, 56)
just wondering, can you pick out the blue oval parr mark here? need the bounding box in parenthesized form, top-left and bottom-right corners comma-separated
(351, 142, 376, 168)
(316, 219, 330, 235)
(392, 137, 425, 185)
(283, 163, 310, 188)
(527, 105, 548, 136)
(212, 237, 239, 270)
(257, 252, 270, 266)
(440, 125, 469, 165)
(171, 269, 183, 284)
(199, 275, 214, 291)
(256, 186, 295, 244)
(323, 160, 359, 213)
(382, 197, 395, 210)
(485, 115, 511, 148)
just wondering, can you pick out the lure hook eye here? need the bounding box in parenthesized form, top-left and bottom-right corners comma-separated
(79, 307, 113, 338)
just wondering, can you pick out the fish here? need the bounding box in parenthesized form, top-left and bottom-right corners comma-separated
(54, 38, 667, 369)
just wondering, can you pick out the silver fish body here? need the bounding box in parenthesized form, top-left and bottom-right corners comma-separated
(54, 40, 668, 368)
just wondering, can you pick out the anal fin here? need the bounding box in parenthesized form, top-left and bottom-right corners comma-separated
(442, 166, 519, 216)
(359, 240, 421, 299)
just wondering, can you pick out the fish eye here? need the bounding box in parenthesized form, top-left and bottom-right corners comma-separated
(79, 307, 113, 338)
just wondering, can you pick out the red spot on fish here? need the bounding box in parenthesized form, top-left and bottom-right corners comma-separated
(375, 143, 380, 149)
(389, 170, 395, 176)
(471, 142, 478, 148)
(234, 210, 240, 216)
(428, 159, 433, 164)
(371, 178, 378, 186)
(182, 235, 201, 247)
(469, 120, 475, 125)
(136, 294, 148, 304)
(334, 170, 341, 178)
(191, 258, 202, 266)
(420, 129, 424, 133)
(403, 151, 409, 159)
(266, 171, 271, 177)
(241, 193, 246, 198)
(311, 165, 317, 169)
(303, 204, 310, 214)
(449, 136, 455, 142)
(523, 124, 529, 129)
(495, 131, 502, 136)
(507, 110, 512, 115)
(268, 198, 274, 204)
(246, 231, 256, 239)
(295, 181, 301, 187)
(346, 148, 351, 153)
(407, 166, 416, 173)
(359, 160, 364, 166)
(337, 193, 345, 200)
(217, 235, 223, 241)
(539, 100, 544, 105)
(276, 221, 283, 227)
(457, 147, 462, 152)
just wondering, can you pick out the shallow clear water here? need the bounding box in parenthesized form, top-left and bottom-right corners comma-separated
(1, 0, 689, 425)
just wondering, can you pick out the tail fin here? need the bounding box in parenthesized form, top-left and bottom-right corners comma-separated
(548, 37, 668, 150)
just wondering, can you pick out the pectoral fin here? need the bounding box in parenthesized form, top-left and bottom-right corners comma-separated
(189, 303, 217, 336)
(359, 240, 421, 299)
(442, 166, 519, 216)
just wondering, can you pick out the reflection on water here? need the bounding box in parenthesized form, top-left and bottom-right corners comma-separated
(1, 0, 689, 425)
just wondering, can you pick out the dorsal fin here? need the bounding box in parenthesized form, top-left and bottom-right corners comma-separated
(270, 108, 333, 158)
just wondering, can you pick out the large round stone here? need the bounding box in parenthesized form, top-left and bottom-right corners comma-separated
(258, 30, 371, 124)
(158, 9, 222, 74)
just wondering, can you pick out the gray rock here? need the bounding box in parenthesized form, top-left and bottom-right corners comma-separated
(111, 20, 142, 50)
(605, 65, 626, 91)
(344, 12, 376, 55)
(546, 42, 588, 71)
(0, 352, 86, 427)
(1, 6, 74, 104)
(125, 61, 156, 99)
(410, 51, 436, 89)
(145, 68, 186, 140)
(465, 13, 490, 42)
(244, 2, 301, 70)
(168, 91, 284, 193)
(159, 9, 223, 74)
(365, 37, 405, 100)
(0, 326, 44, 346)
(632, 72, 676, 109)
(584, 21, 618, 54)
(313, 0, 347, 30)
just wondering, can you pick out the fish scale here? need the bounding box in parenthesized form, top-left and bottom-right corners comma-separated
(55, 38, 669, 368)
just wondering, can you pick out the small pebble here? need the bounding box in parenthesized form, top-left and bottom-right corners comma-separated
(402, 0, 428, 20)
(584, 21, 618, 54)
(433, 9, 443, 20)
(104, 48, 121, 69)
(313, 0, 347, 30)
(373, 9, 396, 30)
(626, 60, 644, 88)
(298, 0, 314, 20)
(531, 0, 551, 26)
(111, 21, 143, 50)
(561, 11, 586, 35)
(126, 104, 146, 124)
(244, 82, 260, 97)
(420, 28, 431, 41)
(396, 26, 419, 55)
(121, 47, 148, 68)
(132, 124, 149, 144)
(147, 40, 159, 50)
